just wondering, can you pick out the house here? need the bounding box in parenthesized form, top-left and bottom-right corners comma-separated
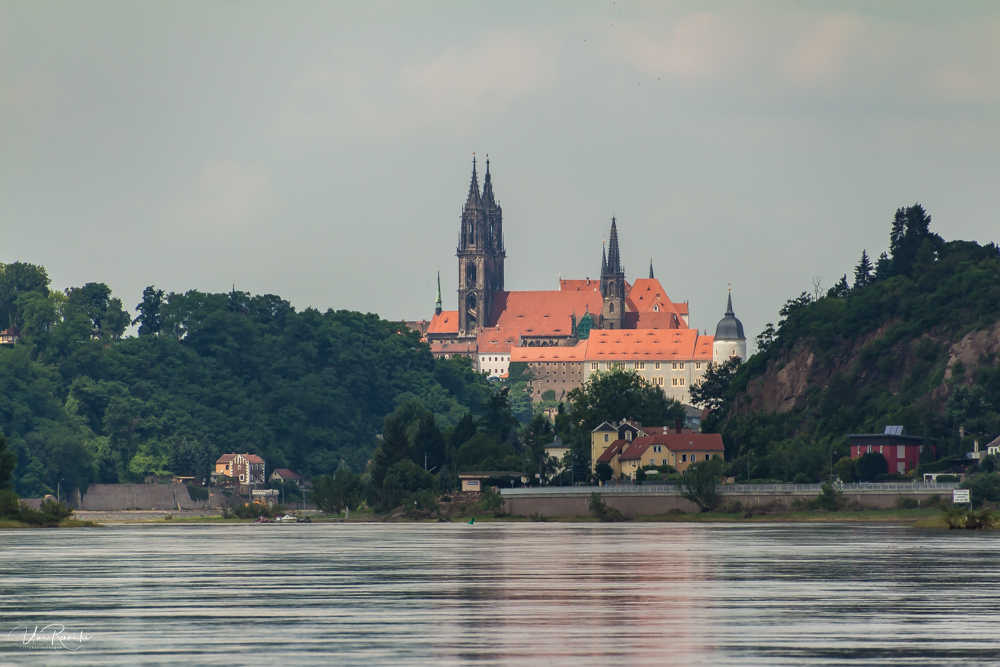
(269, 469, 302, 485)
(215, 454, 236, 476)
(216, 453, 266, 496)
(0, 328, 19, 345)
(848, 426, 933, 476)
(617, 433, 725, 478)
(987, 435, 1000, 458)
(544, 437, 570, 472)
(591, 420, 699, 472)
(457, 471, 522, 493)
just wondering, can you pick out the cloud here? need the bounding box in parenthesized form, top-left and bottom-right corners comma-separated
(276, 29, 556, 141)
(164, 161, 275, 232)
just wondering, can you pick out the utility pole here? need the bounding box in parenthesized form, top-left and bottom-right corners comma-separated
(747, 451, 753, 484)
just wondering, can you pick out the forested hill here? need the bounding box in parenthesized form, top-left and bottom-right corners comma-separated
(710, 204, 1000, 482)
(0, 267, 493, 497)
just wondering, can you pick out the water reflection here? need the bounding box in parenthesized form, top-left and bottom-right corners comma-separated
(1, 523, 998, 665)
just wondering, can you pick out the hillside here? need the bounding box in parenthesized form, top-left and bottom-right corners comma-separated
(0, 268, 493, 497)
(712, 205, 1000, 481)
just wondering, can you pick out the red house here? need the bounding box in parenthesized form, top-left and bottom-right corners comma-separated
(848, 426, 933, 476)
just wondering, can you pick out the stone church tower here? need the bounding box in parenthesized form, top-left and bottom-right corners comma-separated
(599, 217, 625, 329)
(457, 157, 505, 335)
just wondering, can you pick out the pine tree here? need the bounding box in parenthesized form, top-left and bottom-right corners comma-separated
(874, 252, 891, 281)
(826, 275, 850, 298)
(853, 250, 873, 289)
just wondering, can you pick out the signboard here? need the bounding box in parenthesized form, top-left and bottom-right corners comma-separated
(953, 489, 971, 504)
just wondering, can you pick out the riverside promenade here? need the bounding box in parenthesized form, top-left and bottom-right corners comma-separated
(501, 482, 959, 518)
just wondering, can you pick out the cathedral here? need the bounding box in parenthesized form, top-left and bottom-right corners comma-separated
(418, 157, 747, 405)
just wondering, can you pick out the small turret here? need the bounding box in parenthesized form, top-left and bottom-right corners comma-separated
(712, 286, 747, 362)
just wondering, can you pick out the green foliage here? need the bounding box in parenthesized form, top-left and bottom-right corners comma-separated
(380, 459, 436, 510)
(0, 275, 495, 496)
(942, 506, 995, 529)
(0, 434, 15, 490)
(231, 502, 279, 519)
(311, 469, 363, 514)
(960, 473, 1000, 508)
(809, 481, 845, 511)
(689, 358, 741, 411)
(895, 496, 919, 510)
(588, 492, 624, 521)
(567, 368, 684, 431)
(0, 494, 75, 527)
(834, 456, 858, 483)
(679, 458, 725, 511)
(711, 204, 1000, 481)
(855, 452, 888, 481)
(185, 484, 209, 502)
(451, 432, 512, 472)
(594, 462, 614, 483)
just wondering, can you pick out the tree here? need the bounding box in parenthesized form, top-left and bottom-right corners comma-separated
(679, 458, 725, 511)
(594, 461, 614, 483)
(134, 286, 164, 336)
(451, 432, 511, 472)
(873, 251, 891, 280)
(412, 412, 446, 473)
(834, 456, 858, 483)
(689, 357, 741, 412)
(370, 413, 411, 490)
(588, 492, 624, 521)
(853, 250, 873, 290)
(476, 386, 518, 445)
(889, 203, 934, 277)
(826, 275, 850, 298)
(66, 283, 128, 340)
(381, 459, 436, 510)
(754, 323, 776, 356)
(312, 469, 363, 514)
(855, 452, 888, 481)
(0, 262, 50, 331)
(567, 368, 684, 431)
(0, 434, 16, 490)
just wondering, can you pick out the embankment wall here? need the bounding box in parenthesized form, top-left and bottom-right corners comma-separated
(72, 484, 217, 511)
(504, 489, 945, 518)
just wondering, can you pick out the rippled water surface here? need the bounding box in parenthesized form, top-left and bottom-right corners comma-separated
(2, 522, 999, 666)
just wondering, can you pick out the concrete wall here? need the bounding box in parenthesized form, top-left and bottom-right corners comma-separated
(505, 489, 945, 518)
(73, 484, 216, 511)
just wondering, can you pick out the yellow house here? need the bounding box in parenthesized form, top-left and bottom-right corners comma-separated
(607, 433, 726, 480)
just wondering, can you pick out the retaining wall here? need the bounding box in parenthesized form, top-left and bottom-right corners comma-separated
(503, 484, 953, 518)
(73, 484, 216, 511)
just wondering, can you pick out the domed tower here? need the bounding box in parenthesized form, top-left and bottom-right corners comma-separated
(713, 288, 747, 363)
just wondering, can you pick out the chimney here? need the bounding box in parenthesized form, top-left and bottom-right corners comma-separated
(674, 418, 682, 434)
(662, 426, 667, 435)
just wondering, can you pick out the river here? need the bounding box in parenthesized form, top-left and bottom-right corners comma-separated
(1, 522, 998, 665)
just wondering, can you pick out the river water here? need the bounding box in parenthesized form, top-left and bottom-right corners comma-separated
(1, 522, 998, 666)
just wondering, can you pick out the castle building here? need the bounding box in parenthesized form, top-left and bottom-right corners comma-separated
(420, 157, 747, 404)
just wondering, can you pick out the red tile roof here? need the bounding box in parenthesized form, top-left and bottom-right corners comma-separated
(510, 341, 587, 363)
(596, 440, 627, 463)
(272, 468, 301, 480)
(476, 327, 521, 354)
(618, 441, 654, 461)
(240, 454, 265, 464)
(488, 291, 604, 337)
(216, 454, 236, 464)
(559, 279, 602, 292)
(426, 310, 459, 334)
(639, 433, 724, 453)
(623, 311, 685, 330)
(585, 329, 714, 360)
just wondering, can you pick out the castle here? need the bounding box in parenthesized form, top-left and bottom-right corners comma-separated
(416, 157, 747, 405)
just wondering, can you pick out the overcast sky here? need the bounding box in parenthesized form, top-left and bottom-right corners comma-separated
(2, 2, 999, 343)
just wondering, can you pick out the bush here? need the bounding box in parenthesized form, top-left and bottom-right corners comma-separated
(942, 506, 995, 529)
(936, 474, 959, 483)
(588, 493, 624, 522)
(856, 453, 888, 481)
(0, 490, 20, 518)
(679, 459, 725, 512)
(478, 487, 504, 513)
(186, 484, 209, 502)
(230, 501, 278, 519)
(834, 456, 858, 483)
(809, 482, 845, 511)
(895, 496, 919, 510)
(7, 498, 76, 527)
(961, 473, 1000, 507)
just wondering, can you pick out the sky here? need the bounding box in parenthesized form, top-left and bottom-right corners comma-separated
(2, 2, 999, 344)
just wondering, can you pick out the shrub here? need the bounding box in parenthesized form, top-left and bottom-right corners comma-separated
(231, 501, 278, 519)
(936, 474, 959, 483)
(856, 453, 888, 481)
(810, 482, 845, 511)
(942, 507, 995, 529)
(528, 512, 548, 522)
(186, 484, 209, 502)
(834, 457, 858, 483)
(478, 487, 504, 512)
(960, 473, 1000, 507)
(594, 462, 614, 483)
(588, 492, 624, 521)
(895, 496, 919, 510)
(679, 459, 725, 512)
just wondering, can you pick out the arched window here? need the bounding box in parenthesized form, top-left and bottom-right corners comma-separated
(466, 263, 477, 286)
(609, 302, 615, 313)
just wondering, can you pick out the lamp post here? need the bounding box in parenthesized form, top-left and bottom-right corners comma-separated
(747, 451, 753, 484)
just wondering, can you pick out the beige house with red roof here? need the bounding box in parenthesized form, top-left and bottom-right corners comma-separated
(591, 421, 724, 478)
(215, 453, 265, 497)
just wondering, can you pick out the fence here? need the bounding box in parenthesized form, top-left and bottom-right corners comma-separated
(500, 481, 958, 497)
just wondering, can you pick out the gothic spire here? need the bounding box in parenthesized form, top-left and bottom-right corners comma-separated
(465, 156, 481, 209)
(601, 239, 607, 275)
(607, 216, 622, 275)
(435, 270, 442, 316)
(649, 258, 654, 280)
(726, 284, 734, 316)
(482, 155, 496, 209)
